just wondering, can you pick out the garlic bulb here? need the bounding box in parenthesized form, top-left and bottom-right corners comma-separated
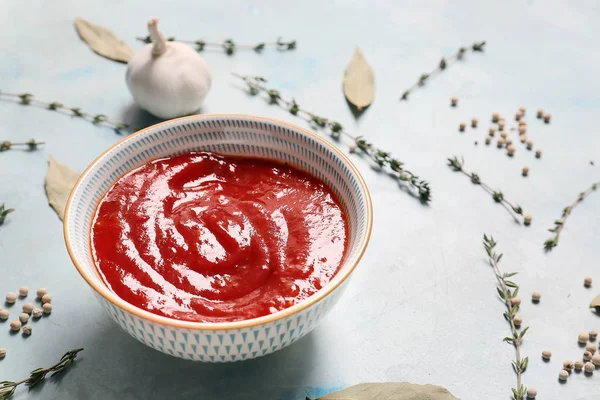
(126, 19, 211, 119)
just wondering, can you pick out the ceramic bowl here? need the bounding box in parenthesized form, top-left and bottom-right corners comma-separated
(64, 114, 372, 362)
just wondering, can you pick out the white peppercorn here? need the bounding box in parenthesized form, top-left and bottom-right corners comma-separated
(0, 348, 5, 358)
(459, 122, 466, 132)
(590, 330, 598, 341)
(492, 112, 500, 123)
(513, 316, 523, 327)
(42, 303, 52, 314)
(584, 277, 592, 288)
(526, 140, 533, 150)
(22, 302, 33, 314)
(348, 144, 356, 154)
(522, 166, 529, 177)
(520, 134, 527, 143)
(593, 353, 600, 366)
(507, 144, 515, 156)
(586, 343, 596, 354)
(41, 294, 52, 304)
(526, 387, 537, 399)
(489, 127, 496, 136)
(542, 350, 552, 360)
(36, 288, 47, 299)
(32, 308, 43, 318)
(524, 214, 532, 225)
(559, 369, 569, 380)
(451, 96, 458, 107)
(10, 320, 21, 331)
(515, 111, 523, 121)
(500, 131, 508, 139)
(19, 313, 29, 324)
(497, 138, 505, 148)
(585, 362, 595, 373)
(564, 360, 574, 371)
(574, 360, 584, 371)
(519, 126, 526, 135)
(471, 117, 478, 128)
(5, 292, 17, 304)
(584, 351, 593, 361)
(536, 109, 543, 118)
(579, 332, 590, 344)
(511, 296, 521, 306)
(544, 113, 551, 123)
(535, 149, 542, 158)
(532, 291, 541, 302)
(22, 325, 32, 336)
(18, 286, 29, 297)
(485, 136, 492, 145)
(0, 309, 8, 320)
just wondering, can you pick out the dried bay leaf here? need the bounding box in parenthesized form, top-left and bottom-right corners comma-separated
(317, 382, 459, 400)
(343, 47, 375, 110)
(590, 295, 600, 310)
(45, 156, 80, 221)
(74, 17, 133, 63)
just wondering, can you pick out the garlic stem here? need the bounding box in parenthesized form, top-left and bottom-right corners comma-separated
(147, 18, 167, 56)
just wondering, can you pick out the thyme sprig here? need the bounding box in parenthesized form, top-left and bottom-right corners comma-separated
(0, 204, 15, 226)
(234, 74, 432, 201)
(0, 348, 83, 399)
(544, 181, 600, 250)
(0, 139, 44, 152)
(0, 91, 129, 133)
(137, 36, 296, 55)
(400, 41, 486, 101)
(448, 156, 526, 222)
(483, 235, 529, 400)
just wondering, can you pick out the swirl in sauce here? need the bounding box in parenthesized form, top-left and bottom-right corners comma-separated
(91, 152, 348, 322)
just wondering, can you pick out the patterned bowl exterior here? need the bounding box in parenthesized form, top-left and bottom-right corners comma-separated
(64, 114, 372, 362)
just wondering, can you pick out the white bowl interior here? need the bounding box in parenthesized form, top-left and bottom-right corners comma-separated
(65, 114, 371, 324)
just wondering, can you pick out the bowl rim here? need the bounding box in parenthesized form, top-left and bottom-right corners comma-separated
(64, 113, 373, 331)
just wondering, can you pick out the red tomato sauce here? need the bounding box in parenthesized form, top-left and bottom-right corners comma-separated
(91, 152, 348, 322)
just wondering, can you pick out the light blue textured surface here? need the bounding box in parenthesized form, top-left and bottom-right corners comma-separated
(1, 0, 600, 399)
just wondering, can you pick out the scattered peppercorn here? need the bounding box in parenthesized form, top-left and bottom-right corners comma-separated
(586, 343, 596, 354)
(42, 303, 52, 314)
(18, 313, 29, 323)
(513, 315, 523, 327)
(0, 309, 8, 320)
(519, 106, 526, 115)
(5, 292, 17, 304)
(500, 131, 507, 139)
(579, 332, 590, 344)
(520, 134, 527, 143)
(10, 320, 21, 331)
(450, 97, 458, 107)
(0, 348, 5, 358)
(590, 330, 598, 341)
(485, 136, 491, 145)
(32, 308, 43, 318)
(498, 120, 506, 130)
(584, 277, 592, 287)
(519, 126, 526, 135)
(459, 122, 466, 132)
(592, 353, 600, 366)
(522, 166, 529, 177)
(544, 113, 551, 123)
(348, 144, 356, 154)
(22, 325, 32, 336)
(537, 109, 543, 119)
(574, 360, 584, 371)
(18, 286, 29, 297)
(524, 214, 532, 226)
(559, 369, 569, 381)
(542, 350, 552, 360)
(506, 138, 513, 146)
(36, 288, 47, 299)
(526, 140, 533, 150)
(511, 296, 521, 306)
(526, 387, 537, 399)
(41, 294, 52, 304)
(515, 111, 523, 121)
(532, 292, 541, 302)
(489, 127, 496, 136)
(492, 112, 500, 123)
(584, 351, 593, 361)
(497, 138, 505, 148)
(507, 144, 516, 156)
(535, 149, 542, 158)
(471, 117, 478, 128)
(22, 302, 33, 314)
(585, 362, 595, 373)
